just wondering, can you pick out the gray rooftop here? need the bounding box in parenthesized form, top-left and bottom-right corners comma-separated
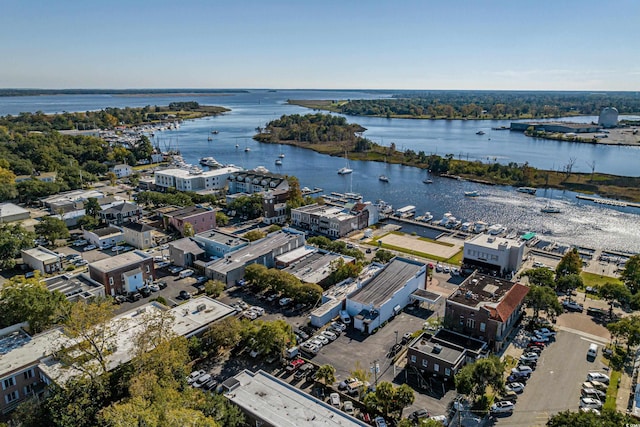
(170, 238, 205, 255)
(349, 258, 425, 307)
(0, 202, 29, 218)
(92, 226, 123, 237)
(89, 250, 151, 273)
(411, 332, 465, 365)
(225, 370, 368, 427)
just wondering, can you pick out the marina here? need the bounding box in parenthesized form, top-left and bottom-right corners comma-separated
(576, 195, 639, 208)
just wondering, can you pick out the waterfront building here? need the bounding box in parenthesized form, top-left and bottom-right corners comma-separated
(291, 203, 369, 238)
(227, 169, 289, 195)
(510, 121, 601, 133)
(463, 233, 525, 275)
(154, 166, 241, 192)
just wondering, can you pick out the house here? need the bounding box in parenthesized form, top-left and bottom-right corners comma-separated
(169, 237, 206, 268)
(121, 222, 156, 250)
(444, 272, 529, 352)
(99, 201, 142, 226)
(41, 272, 105, 303)
(203, 230, 306, 286)
(14, 171, 57, 184)
(291, 203, 369, 238)
(223, 370, 367, 427)
(161, 206, 216, 236)
(0, 203, 30, 223)
(83, 226, 124, 250)
(406, 329, 487, 389)
(88, 250, 155, 296)
(345, 257, 427, 334)
(463, 234, 525, 276)
(111, 164, 133, 178)
(21, 247, 63, 275)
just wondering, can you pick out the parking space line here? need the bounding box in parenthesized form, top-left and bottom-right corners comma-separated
(556, 326, 609, 344)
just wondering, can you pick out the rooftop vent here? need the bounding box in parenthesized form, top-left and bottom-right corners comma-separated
(432, 344, 442, 354)
(196, 303, 206, 312)
(465, 291, 473, 299)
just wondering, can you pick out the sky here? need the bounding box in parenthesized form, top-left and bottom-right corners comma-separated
(1, 0, 639, 91)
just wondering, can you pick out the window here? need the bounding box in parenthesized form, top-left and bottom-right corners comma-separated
(146, 265, 150, 273)
(459, 315, 464, 325)
(467, 318, 475, 329)
(410, 355, 416, 363)
(2, 377, 15, 390)
(434, 363, 440, 372)
(480, 322, 486, 332)
(5, 390, 19, 404)
(445, 368, 451, 376)
(23, 369, 34, 380)
(109, 277, 114, 286)
(422, 359, 428, 367)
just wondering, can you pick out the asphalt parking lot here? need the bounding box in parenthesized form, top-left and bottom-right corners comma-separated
(497, 329, 610, 426)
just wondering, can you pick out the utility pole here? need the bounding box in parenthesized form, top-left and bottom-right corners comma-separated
(371, 360, 380, 387)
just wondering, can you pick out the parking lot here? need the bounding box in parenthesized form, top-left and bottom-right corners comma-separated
(497, 329, 610, 426)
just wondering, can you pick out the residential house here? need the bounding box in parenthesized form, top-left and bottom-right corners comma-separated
(121, 222, 156, 249)
(169, 238, 206, 268)
(99, 201, 142, 226)
(111, 164, 133, 178)
(83, 226, 124, 250)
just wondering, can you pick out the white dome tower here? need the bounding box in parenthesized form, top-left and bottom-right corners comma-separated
(598, 107, 619, 128)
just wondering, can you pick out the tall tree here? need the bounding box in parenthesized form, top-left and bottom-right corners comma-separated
(621, 255, 640, 294)
(524, 268, 554, 287)
(525, 285, 562, 320)
(0, 223, 35, 269)
(35, 216, 70, 243)
(84, 197, 101, 218)
(393, 383, 415, 418)
(314, 364, 336, 388)
(599, 282, 631, 318)
(556, 248, 582, 277)
(454, 355, 505, 399)
(555, 274, 583, 294)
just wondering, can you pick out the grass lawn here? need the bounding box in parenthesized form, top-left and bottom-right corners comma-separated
(581, 272, 623, 289)
(603, 369, 621, 411)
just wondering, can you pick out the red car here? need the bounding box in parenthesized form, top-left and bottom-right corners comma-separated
(285, 358, 305, 372)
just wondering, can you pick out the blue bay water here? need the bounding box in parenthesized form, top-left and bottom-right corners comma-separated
(1, 90, 639, 252)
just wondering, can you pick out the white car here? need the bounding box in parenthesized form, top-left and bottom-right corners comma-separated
(490, 401, 515, 414)
(583, 381, 608, 391)
(243, 311, 258, 320)
(83, 245, 97, 251)
(279, 297, 292, 306)
(535, 328, 556, 338)
(520, 353, 539, 363)
(148, 283, 160, 292)
(435, 264, 443, 272)
(193, 373, 212, 388)
(330, 321, 347, 332)
(249, 306, 264, 316)
(587, 372, 610, 384)
(506, 382, 525, 393)
(579, 397, 603, 409)
(314, 334, 329, 345)
(322, 330, 338, 341)
(579, 407, 601, 415)
(581, 388, 606, 399)
(512, 365, 533, 375)
(329, 392, 341, 407)
(309, 338, 324, 348)
(343, 400, 354, 415)
(157, 261, 171, 268)
(187, 370, 206, 385)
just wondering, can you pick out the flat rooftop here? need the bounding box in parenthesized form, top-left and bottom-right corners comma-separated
(195, 229, 249, 247)
(22, 246, 59, 263)
(156, 166, 240, 179)
(349, 258, 425, 307)
(43, 273, 103, 300)
(88, 250, 151, 272)
(411, 332, 465, 365)
(0, 202, 29, 217)
(466, 233, 523, 249)
(225, 370, 368, 427)
(448, 272, 515, 308)
(0, 327, 65, 377)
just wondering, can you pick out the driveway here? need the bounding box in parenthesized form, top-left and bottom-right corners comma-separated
(497, 330, 609, 426)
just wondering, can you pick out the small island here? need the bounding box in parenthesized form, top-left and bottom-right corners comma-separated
(254, 113, 640, 203)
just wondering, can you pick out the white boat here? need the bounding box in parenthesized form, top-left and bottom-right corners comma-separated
(439, 212, 460, 228)
(461, 222, 474, 232)
(476, 130, 485, 135)
(199, 157, 222, 168)
(423, 179, 433, 184)
(279, 153, 285, 158)
(375, 200, 393, 215)
(395, 205, 416, 218)
(488, 224, 506, 235)
(473, 221, 488, 233)
(275, 159, 282, 165)
(379, 175, 389, 182)
(244, 147, 251, 152)
(541, 206, 562, 214)
(517, 187, 537, 195)
(337, 151, 353, 174)
(464, 190, 480, 197)
(422, 212, 433, 222)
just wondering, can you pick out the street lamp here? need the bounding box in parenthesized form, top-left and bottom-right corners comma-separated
(394, 330, 398, 346)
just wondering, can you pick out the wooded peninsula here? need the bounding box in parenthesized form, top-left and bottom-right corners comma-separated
(288, 90, 640, 120)
(254, 113, 640, 202)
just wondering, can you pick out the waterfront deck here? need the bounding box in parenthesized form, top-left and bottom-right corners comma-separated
(576, 195, 640, 208)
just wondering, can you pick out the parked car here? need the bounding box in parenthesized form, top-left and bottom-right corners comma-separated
(330, 392, 341, 408)
(535, 328, 557, 338)
(322, 330, 338, 341)
(506, 382, 525, 393)
(581, 388, 606, 399)
(279, 297, 293, 306)
(330, 321, 347, 332)
(139, 286, 152, 297)
(296, 329, 310, 340)
(511, 366, 533, 376)
(401, 332, 413, 344)
(156, 280, 167, 289)
(179, 290, 191, 300)
(169, 266, 184, 274)
(526, 345, 543, 354)
(148, 283, 160, 292)
(496, 390, 518, 402)
(532, 333, 550, 343)
(203, 378, 219, 391)
(249, 306, 265, 316)
(285, 358, 305, 372)
(343, 400, 354, 415)
(157, 261, 171, 268)
(127, 292, 142, 302)
(113, 295, 127, 305)
(435, 264, 443, 272)
(294, 363, 315, 380)
(314, 334, 329, 345)
(587, 372, 610, 384)
(243, 310, 258, 320)
(579, 397, 603, 409)
(195, 276, 207, 284)
(583, 381, 608, 391)
(338, 378, 358, 390)
(83, 245, 97, 251)
(490, 401, 515, 414)
(507, 374, 527, 383)
(193, 373, 212, 388)
(408, 409, 430, 422)
(74, 259, 88, 266)
(520, 353, 540, 363)
(73, 239, 88, 246)
(563, 300, 584, 312)
(187, 370, 206, 385)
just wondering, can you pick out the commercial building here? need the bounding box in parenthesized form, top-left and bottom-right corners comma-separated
(154, 166, 241, 192)
(444, 272, 529, 352)
(463, 233, 525, 276)
(406, 329, 487, 389)
(161, 206, 217, 236)
(262, 189, 289, 224)
(345, 257, 427, 334)
(291, 203, 369, 238)
(222, 370, 367, 427)
(41, 272, 105, 303)
(278, 248, 352, 287)
(0, 203, 30, 223)
(204, 230, 306, 286)
(169, 237, 206, 268)
(14, 172, 57, 184)
(510, 121, 601, 133)
(88, 250, 155, 296)
(21, 246, 63, 275)
(191, 229, 249, 259)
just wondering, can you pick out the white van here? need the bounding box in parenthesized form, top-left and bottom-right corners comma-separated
(587, 343, 598, 359)
(339, 310, 351, 324)
(179, 269, 194, 279)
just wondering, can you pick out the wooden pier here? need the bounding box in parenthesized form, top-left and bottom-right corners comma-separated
(576, 195, 640, 208)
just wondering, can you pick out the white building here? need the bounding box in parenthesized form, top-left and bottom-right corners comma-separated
(345, 257, 427, 334)
(463, 233, 525, 275)
(154, 166, 241, 192)
(111, 164, 133, 178)
(21, 247, 63, 275)
(598, 107, 619, 128)
(83, 226, 124, 249)
(0, 203, 30, 223)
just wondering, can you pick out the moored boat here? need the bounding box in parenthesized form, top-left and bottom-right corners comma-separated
(379, 175, 389, 182)
(517, 187, 537, 195)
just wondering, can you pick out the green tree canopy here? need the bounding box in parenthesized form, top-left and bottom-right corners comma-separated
(0, 223, 35, 269)
(621, 255, 640, 294)
(372, 249, 394, 264)
(547, 408, 632, 426)
(315, 364, 336, 387)
(243, 230, 266, 242)
(556, 248, 582, 277)
(524, 285, 562, 320)
(454, 355, 505, 399)
(599, 282, 631, 318)
(555, 274, 583, 294)
(524, 267, 555, 287)
(35, 216, 70, 243)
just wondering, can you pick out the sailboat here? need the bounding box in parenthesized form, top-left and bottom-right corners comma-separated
(337, 151, 353, 175)
(541, 190, 561, 213)
(423, 170, 433, 184)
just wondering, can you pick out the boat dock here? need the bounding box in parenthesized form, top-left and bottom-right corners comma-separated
(576, 195, 640, 208)
(301, 187, 323, 196)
